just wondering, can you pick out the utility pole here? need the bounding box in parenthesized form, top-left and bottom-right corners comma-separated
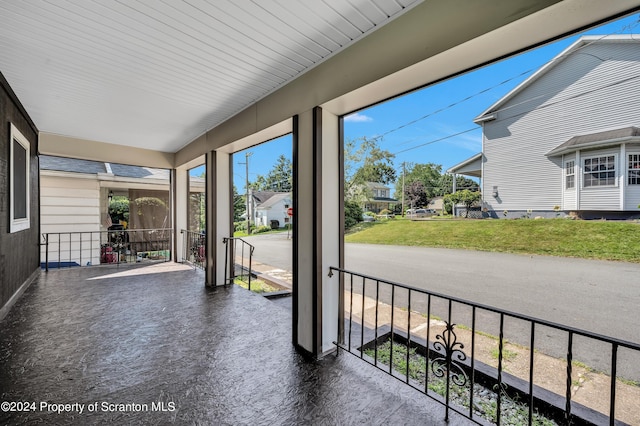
(239, 151, 253, 235)
(401, 162, 406, 217)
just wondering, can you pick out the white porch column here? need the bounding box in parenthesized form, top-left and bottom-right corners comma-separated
(293, 107, 342, 356)
(205, 150, 233, 287)
(172, 167, 188, 263)
(452, 173, 457, 217)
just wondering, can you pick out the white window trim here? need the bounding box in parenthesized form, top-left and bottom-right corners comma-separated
(627, 152, 640, 185)
(9, 123, 30, 233)
(582, 154, 617, 189)
(565, 160, 575, 190)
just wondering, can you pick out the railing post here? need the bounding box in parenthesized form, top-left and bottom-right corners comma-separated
(248, 244, 253, 291)
(223, 237, 229, 285)
(610, 343, 618, 426)
(44, 233, 49, 272)
(566, 332, 573, 425)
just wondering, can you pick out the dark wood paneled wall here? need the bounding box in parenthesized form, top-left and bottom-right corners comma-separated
(0, 72, 39, 311)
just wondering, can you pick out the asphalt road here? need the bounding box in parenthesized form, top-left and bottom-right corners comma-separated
(243, 232, 640, 380)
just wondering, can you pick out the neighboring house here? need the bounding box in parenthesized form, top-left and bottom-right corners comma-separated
(449, 35, 640, 219)
(362, 182, 397, 213)
(427, 196, 445, 214)
(39, 155, 204, 266)
(254, 192, 292, 228)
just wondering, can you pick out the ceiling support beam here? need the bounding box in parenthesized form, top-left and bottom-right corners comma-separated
(39, 133, 174, 169)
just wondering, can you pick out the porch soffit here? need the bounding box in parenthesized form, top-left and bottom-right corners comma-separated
(0, 0, 422, 153)
(447, 153, 482, 178)
(1, 1, 639, 168)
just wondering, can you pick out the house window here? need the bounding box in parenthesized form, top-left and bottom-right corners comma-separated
(565, 160, 575, 189)
(628, 154, 640, 185)
(9, 123, 30, 233)
(583, 155, 616, 187)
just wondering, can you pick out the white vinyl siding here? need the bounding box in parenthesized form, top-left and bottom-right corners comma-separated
(40, 175, 102, 265)
(482, 41, 640, 212)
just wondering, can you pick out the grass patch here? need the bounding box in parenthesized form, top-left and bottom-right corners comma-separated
(618, 377, 640, 387)
(234, 276, 279, 293)
(364, 341, 556, 425)
(345, 219, 640, 262)
(491, 347, 518, 362)
(234, 228, 289, 238)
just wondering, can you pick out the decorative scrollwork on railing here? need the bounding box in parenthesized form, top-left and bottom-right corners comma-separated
(431, 322, 469, 387)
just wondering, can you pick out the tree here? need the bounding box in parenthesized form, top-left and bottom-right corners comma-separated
(345, 137, 396, 201)
(405, 180, 429, 208)
(233, 185, 245, 222)
(439, 173, 479, 194)
(188, 192, 205, 231)
(445, 189, 481, 218)
(250, 154, 292, 192)
(395, 162, 443, 208)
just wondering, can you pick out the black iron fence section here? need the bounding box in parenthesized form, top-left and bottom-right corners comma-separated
(223, 237, 254, 290)
(181, 230, 205, 270)
(329, 266, 640, 426)
(42, 229, 172, 271)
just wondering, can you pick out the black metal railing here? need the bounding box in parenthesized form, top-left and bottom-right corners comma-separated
(41, 229, 172, 271)
(181, 230, 205, 270)
(223, 237, 254, 290)
(329, 266, 640, 426)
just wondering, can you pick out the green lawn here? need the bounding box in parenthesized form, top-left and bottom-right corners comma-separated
(345, 218, 640, 262)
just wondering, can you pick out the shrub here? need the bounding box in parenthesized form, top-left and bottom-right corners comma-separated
(253, 225, 272, 234)
(379, 208, 392, 216)
(345, 200, 363, 229)
(234, 221, 255, 232)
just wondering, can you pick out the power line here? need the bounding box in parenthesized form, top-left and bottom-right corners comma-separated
(393, 127, 479, 155)
(361, 17, 640, 147)
(373, 69, 535, 141)
(392, 57, 640, 155)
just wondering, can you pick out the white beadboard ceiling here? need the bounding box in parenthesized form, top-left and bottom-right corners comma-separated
(0, 0, 421, 152)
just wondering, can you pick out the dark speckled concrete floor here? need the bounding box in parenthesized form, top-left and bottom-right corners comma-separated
(0, 263, 470, 425)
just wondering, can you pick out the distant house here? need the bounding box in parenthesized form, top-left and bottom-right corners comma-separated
(253, 192, 292, 228)
(449, 35, 640, 219)
(361, 182, 397, 213)
(427, 196, 445, 214)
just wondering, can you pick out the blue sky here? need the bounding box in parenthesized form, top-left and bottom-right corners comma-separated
(194, 14, 640, 193)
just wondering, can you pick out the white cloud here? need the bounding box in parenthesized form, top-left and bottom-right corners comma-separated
(344, 113, 373, 123)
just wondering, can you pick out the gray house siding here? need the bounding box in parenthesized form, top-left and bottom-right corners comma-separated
(0, 72, 39, 319)
(482, 39, 640, 214)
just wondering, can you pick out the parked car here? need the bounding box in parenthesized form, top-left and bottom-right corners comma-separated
(362, 214, 375, 222)
(406, 208, 435, 218)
